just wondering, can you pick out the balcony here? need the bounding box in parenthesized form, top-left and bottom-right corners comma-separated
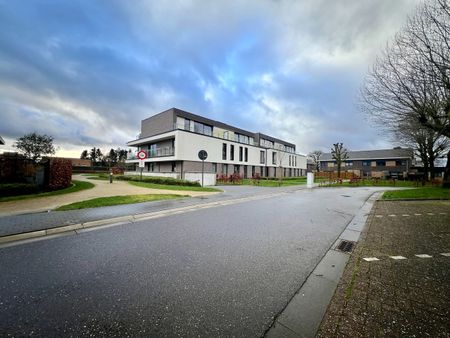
(127, 146, 175, 160)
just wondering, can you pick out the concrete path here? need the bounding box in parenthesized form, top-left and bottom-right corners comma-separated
(0, 174, 217, 216)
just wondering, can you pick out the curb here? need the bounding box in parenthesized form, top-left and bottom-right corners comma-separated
(265, 191, 383, 338)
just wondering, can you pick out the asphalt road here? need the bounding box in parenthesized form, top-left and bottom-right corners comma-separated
(0, 187, 383, 337)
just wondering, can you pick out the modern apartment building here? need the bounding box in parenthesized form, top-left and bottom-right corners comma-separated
(126, 108, 306, 181)
(318, 148, 414, 178)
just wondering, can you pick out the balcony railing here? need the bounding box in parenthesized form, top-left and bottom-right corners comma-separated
(127, 146, 175, 160)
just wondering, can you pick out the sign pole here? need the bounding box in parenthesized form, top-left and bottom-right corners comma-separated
(197, 150, 208, 187)
(201, 159, 204, 187)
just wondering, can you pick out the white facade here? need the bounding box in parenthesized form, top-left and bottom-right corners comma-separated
(127, 130, 306, 170)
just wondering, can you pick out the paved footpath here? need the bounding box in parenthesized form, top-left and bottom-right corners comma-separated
(317, 200, 450, 337)
(0, 174, 217, 217)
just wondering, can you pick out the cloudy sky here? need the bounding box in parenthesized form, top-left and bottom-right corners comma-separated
(0, 0, 421, 157)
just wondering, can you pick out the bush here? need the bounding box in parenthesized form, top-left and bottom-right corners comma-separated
(112, 174, 201, 187)
(48, 159, 72, 190)
(0, 183, 39, 197)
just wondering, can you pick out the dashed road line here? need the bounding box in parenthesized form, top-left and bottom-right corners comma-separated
(390, 256, 407, 260)
(363, 253, 449, 262)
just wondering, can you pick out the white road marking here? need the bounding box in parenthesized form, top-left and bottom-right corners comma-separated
(388, 214, 396, 217)
(427, 213, 435, 216)
(402, 214, 410, 217)
(363, 257, 380, 262)
(415, 254, 432, 258)
(375, 215, 383, 218)
(414, 213, 422, 216)
(390, 256, 407, 260)
(439, 212, 447, 215)
(440, 253, 450, 257)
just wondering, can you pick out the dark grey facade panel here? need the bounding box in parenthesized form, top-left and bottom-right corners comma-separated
(140, 109, 175, 138)
(319, 148, 414, 161)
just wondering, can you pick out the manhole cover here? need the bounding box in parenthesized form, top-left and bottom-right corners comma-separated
(336, 240, 355, 253)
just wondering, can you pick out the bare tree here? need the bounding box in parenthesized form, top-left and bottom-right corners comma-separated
(308, 150, 323, 172)
(360, 0, 450, 186)
(395, 121, 449, 179)
(331, 143, 348, 179)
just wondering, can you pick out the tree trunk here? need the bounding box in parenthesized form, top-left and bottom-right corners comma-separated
(443, 149, 450, 188)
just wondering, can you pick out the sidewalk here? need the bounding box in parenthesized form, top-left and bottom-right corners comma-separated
(317, 200, 450, 337)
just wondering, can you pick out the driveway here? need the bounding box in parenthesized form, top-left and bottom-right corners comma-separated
(0, 174, 218, 216)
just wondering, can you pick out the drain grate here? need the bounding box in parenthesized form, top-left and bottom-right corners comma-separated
(336, 240, 355, 253)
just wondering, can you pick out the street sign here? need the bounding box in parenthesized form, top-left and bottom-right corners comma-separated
(137, 150, 147, 160)
(198, 150, 208, 187)
(138, 160, 145, 168)
(198, 150, 208, 161)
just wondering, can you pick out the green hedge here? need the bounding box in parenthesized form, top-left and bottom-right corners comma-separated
(103, 174, 201, 187)
(0, 183, 39, 197)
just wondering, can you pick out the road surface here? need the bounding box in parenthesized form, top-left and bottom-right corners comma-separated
(0, 187, 385, 337)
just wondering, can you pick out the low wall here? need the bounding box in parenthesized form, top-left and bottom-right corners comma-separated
(124, 171, 180, 179)
(124, 171, 216, 186)
(184, 173, 216, 186)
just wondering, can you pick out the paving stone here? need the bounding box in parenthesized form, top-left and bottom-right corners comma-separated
(318, 200, 450, 337)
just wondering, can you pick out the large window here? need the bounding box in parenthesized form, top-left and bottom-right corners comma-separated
(230, 145, 234, 161)
(272, 152, 277, 165)
(376, 160, 386, 166)
(222, 143, 227, 160)
(239, 146, 243, 161)
(244, 148, 248, 162)
(362, 161, 370, 166)
(193, 121, 212, 136)
(260, 151, 265, 164)
(260, 138, 274, 148)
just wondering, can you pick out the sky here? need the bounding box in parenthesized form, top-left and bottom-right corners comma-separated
(0, 0, 422, 157)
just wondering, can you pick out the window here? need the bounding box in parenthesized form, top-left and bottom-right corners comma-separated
(289, 155, 291, 166)
(294, 156, 297, 167)
(249, 137, 254, 145)
(396, 160, 407, 166)
(192, 121, 213, 136)
(244, 148, 248, 162)
(260, 151, 265, 164)
(212, 163, 217, 173)
(150, 163, 155, 172)
(171, 162, 176, 172)
(239, 146, 243, 161)
(345, 161, 353, 167)
(223, 131, 229, 140)
(234, 165, 240, 174)
(272, 152, 277, 165)
(223, 164, 228, 175)
(204, 125, 212, 136)
(222, 143, 227, 160)
(230, 145, 234, 160)
(362, 161, 370, 166)
(376, 160, 386, 166)
(184, 118, 191, 131)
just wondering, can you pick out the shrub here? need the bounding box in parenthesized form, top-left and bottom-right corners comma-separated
(48, 159, 72, 190)
(114, 175, 201, 187)
(0, 183, 39, 197)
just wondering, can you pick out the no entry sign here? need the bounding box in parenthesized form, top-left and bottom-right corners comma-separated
(137, 150, 147, 160)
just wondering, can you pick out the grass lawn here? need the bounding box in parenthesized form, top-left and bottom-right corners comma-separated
(239, 178, 307, 187)
(56, 194, 186, 211)
(129, 181, 221, 192)
(317, 179, 422, 188)
(382, 187, 450, 200)
(0, 180, 95, 202)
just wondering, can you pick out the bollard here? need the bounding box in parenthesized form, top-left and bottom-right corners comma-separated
(307, 172, 314, 188)
(109, 170, 113, 184)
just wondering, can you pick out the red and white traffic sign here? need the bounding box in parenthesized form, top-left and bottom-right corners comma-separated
(137, 150, 147, 160)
